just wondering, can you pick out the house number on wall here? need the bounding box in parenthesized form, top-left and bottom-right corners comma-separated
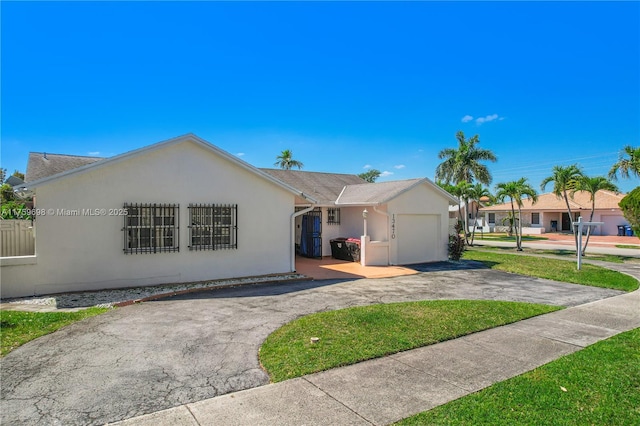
(391, 214, 396, 239)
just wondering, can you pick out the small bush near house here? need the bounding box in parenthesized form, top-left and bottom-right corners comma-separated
(448, 221, 466, 260)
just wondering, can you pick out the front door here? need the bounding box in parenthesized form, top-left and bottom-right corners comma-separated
(561, 212, 580, 231)
(300, 209, 322, 258)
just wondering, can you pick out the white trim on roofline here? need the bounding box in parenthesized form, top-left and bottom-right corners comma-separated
(20, 133, 318, 204)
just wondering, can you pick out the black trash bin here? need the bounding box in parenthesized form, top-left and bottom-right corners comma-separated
(330, 238, 361, 262)
(330, 238, 350, 260)
(618, 225, 626, 236)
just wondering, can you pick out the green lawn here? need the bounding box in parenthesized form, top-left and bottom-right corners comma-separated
(0, 307, 110, 356)
(475, 233, 548, 242)
(260, 300, 560, 382)
(617, 244, 640, 249)
(463, 249, 639, 292)
(395, 327, 640, 426)
(472, 246, 639, 264)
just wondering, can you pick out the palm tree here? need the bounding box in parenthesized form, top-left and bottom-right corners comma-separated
(435, 131, 497, 186)
(573, 176, 619, 255)
(274, 149, 304, 170)
(495, 178, 538, 251)
(609, 145, 640, 180)
(540, 164, 583, 252)
(467, 183, 492, 246)
(449, 181, 473, 244)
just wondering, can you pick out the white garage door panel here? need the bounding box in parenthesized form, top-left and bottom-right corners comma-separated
(600, 215, 625, 236)
(396, 214, 440, 265)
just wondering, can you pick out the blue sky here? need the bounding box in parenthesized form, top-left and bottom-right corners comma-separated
(2, 1, 639, 193)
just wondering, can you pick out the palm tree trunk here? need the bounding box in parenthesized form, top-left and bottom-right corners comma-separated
(470, 205, 478, 246)
(517, 206, 523, 251)
(582, 206, 596, 256)
(463, 197, 470, 246)
(510, 200, 519, 250)
(563, 190, 579, 255)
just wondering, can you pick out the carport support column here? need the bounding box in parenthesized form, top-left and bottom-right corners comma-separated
(361, 235, 370, 266)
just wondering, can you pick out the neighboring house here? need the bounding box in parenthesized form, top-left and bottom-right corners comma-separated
(25, 152, 104, 182)
(1, 134, 457, 298)
(479, 190, 629, 236)
(448, 199, 488, 233)
(5, 175, 25, 187)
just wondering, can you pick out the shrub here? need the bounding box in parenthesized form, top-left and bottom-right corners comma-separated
(619, 186, 640, 236)
(448, 221, 466, 260)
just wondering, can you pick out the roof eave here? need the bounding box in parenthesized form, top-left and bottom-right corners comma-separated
(19, 133, 318, 203)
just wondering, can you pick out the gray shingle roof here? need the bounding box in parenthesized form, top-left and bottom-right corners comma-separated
(335, 178, 425, 205)
(260, 169, 367, 205)
(25, 152, 105, 183)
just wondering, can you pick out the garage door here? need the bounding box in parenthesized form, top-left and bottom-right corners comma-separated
(396, 214, 440, 265)
(600, 215, 625, 236)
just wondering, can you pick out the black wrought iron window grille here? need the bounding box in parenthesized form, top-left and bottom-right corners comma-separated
(123, 203, 179, 254)
(327, 208, 341, 225)
(188, 204, 238, 251)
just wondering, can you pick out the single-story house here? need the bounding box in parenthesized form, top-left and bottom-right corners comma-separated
(479, 190, 629, 235)
(1, 134, 457, 298)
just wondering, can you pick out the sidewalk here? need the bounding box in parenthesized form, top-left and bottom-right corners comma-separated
(111, 261, 640, 426)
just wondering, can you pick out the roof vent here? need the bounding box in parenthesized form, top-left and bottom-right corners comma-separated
(43, 152, 48, 159)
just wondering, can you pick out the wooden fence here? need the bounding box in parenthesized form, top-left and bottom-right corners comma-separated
(1, 220, 35, 257)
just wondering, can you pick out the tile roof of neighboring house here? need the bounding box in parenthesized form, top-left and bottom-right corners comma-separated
(260, 169, 367, 205)
(479, 190, 625, 212)
(25, 152, 104, 183)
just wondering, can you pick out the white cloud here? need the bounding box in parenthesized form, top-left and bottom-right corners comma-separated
(475, 114, 500, 125)
(394, 164, 405, 169)
(88, 151, 101, 156)
(236, 152, 245, 157)
(363, 164, 372, 169)
(461, 115, 474, 123)
(380, 171, 394, 177)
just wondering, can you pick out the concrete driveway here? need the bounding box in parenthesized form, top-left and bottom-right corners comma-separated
(0, 261, 625, 425)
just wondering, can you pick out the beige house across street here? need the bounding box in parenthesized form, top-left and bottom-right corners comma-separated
(1, 134, 457, 298)
(478, 190, 630, 236)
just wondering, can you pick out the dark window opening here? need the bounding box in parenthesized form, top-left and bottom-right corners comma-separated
(327, 208, 341, 225)
(189, 204, 238, 251)
(531, 212, 540, 225)
(123, 203, 179, 254)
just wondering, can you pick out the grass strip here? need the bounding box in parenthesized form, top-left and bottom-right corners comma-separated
(476, 234, 548, 242)
(260, 300, 559, 382)
(1, 307, 110, 356)
(396, 327, 640, 426)
(463, 250, 638, 291)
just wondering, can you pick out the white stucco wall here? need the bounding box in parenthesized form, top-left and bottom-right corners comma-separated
(1, 140, 296, 298)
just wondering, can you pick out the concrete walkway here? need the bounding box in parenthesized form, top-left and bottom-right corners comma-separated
(112, 260, 640, 426)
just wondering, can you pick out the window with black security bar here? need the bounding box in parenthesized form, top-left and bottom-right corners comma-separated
(123, 203, 179, 254)
(327, 208, 341, 225)
(189, 204, 238, 250)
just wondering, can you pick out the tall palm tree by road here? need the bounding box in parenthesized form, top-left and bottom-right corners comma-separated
(495, 178, 538, 251)
(574, 176, 619, 255)
(274, 149, 304, 170)
(435, 131, 497, 186)
(609, 145, 640, 181)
